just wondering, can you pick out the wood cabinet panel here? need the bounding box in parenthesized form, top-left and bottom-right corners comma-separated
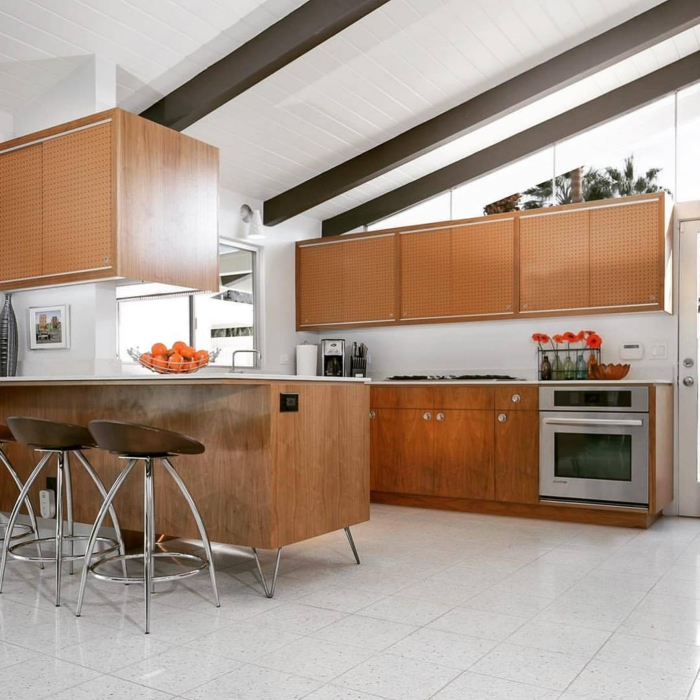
(589, 200, 661, 308)
(495, 386, 538, 411)
(341, 234, 396, 323)
(519, 210, 590, 312)
(42, 122, 113, 276)
(399, 228, 453, 319)
(433, 386, 494, 410)
(452, 219, 515, 316)
(434, 410, 495, 500)
(297, 243, 343, 326)
(370, 409, 433, 495)
(371, 386, 437, 409)
(495, 411, 539, 504)
(0, 144, 43, 281)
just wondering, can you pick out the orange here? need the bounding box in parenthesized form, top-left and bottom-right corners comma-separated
(139, 352, 153, 367)
(180, 346, 195, 360)
(194, 349, 209, 366)
(168, 353, 184, 372)
(181, 359, 196, 372)
(151, 342, 167, 356)
(172, 341, 187, 353)
(151, 354, 168, 372)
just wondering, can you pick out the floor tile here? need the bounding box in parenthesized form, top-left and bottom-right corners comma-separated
(334, 653, 461, 700)
(566, 659, 693, 700)
(359, 594, 453, 626)
(0, 655, 99, 700)
(396, 578, 480, 606)
(255, 637, 371, 682)
(0, 640, 39, 670)
(636, 593, 700, 620)
(432, 671, 562, 699)
(470, 642, 589, 691)
(303, 686, 385, 700)
(463, 589, 552, 619)
(427, 606, 527, 640)
(182, 663, 322, 700)
(507, 619, 611, 659)
(312, 614, 418, 651)
(185, 621, 303, 662)
(45, 675, 175, 699)
(619, 610, 700, 645)
(594, 632, 700, 677)
(296, 586, 387, 614)
(253, 602, 347, 634)
(386, 627, 496, 669)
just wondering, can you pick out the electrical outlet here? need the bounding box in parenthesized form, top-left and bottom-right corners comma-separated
(280, 354, 291, 365)
(39, 489, 56, 519)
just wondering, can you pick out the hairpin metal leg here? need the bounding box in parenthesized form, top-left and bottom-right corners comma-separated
(0, 449, 43, 568)
(252, 547, 282, 598)
(54, 452, 65, 606)
(344, 527, 360, 565)
(76, 459, 136, 617)
(144, 458, 153, 634)
(162, 458, 220, 607)
(64, 453, 74, 576)
(0, 452, 52, 593)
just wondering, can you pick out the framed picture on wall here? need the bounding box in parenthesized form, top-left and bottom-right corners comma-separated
(28, 305, 70, 350)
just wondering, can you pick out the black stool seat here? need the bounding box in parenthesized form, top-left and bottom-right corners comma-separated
(88, 420, 204, 457)
(7, 417, 95, 451)
(0, 425, 14, 443)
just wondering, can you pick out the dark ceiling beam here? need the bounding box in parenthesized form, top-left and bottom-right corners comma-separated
(265, 0, 700, 226)
(321, 51, 700, 236)
(140, 0, 391, 131)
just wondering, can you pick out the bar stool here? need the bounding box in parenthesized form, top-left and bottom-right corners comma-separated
(0, 417, 127, 607)
(76, 420, 220, 634)
(0, 425, 43, 562)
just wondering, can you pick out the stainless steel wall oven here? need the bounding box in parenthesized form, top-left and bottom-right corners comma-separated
(539, 386, 649, 507)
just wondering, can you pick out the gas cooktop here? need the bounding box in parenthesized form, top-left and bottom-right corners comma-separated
(386, 374, 522, 381)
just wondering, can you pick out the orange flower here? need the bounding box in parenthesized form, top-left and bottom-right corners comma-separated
(573, 331, 585, 343)
(531, 333, 543, 343)
(539, 334, 551, 345)
(552, 334, 564, 344)
(562, 332, 577, 343)
(586, 333, 603, 349)
(583, 330, 596, 337)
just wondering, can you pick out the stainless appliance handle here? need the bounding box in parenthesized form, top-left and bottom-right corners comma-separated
(542, 417, 643, 427)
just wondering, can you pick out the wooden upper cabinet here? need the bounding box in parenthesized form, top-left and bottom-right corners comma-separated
(589, 199, 662, 308)
(0, 109, 219, 292)
(452, 218, 515, 316)
(520, 209, 590, 312)
(297, 233, 396, 327)
(0, 144, 43, 282)
(399, 228, 453, 320)
(42, 123, 113, 276)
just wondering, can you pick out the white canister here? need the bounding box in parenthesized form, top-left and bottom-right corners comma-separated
(296, 344, 318, 376)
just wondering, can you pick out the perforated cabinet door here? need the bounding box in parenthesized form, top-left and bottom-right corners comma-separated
(341, 234, 396, 324)
(452, 219, 515, 316)
(298, 242, 343, 326)
(0, 144, 43, 282)
(589, 200, 661, 307)
(42, 122, 113, 276)
(519, 210, 590, 312)
(399, 228, 453, 320)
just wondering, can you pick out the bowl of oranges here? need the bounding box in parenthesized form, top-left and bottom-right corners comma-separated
(128, 343, 220, 374)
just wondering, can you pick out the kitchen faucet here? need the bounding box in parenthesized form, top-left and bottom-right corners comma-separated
(231, 349, 262, 372)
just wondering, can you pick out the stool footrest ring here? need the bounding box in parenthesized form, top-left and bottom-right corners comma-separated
(8, 535, 118, 563)
(0, 522, 35, 543)
(89, 551, 208, 585)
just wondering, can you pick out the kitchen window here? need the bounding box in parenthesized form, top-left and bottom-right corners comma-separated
(117, 242, 260, 367)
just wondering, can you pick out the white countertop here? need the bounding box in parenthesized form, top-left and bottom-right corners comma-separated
(0, 372, 371, 384)
(372, 379, 673, 385)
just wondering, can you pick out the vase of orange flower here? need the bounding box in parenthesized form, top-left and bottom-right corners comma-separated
(533, 331, 601, 381)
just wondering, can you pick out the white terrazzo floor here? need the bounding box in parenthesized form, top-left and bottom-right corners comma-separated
(2, 504, 700, 699)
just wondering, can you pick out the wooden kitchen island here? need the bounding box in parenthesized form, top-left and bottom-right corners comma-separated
(0, 376, 370, 550)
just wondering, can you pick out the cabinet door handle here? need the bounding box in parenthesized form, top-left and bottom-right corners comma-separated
(497, 413, 507, 423)
(436, 412, 445, 421)
(511, 394, 521, 403)
(423, 412, 432, 421)
(369, 410, 376, 419)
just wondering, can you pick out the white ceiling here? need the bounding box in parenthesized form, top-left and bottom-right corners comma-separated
(0, 0, 696, 225)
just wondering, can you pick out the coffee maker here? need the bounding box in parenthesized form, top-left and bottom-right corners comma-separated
(321, 339, 345, 377)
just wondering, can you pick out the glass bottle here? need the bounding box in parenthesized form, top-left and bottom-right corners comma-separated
(552, 353, 563, 381)
(564, 354, 575, 380)
(587, 351, 598, 380)
(575, 353, 587, 380)
(540, 355, 552, 381)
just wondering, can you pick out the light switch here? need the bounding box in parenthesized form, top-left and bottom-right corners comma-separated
(650, 343, 668, 360)
(620, 343, 644, 361)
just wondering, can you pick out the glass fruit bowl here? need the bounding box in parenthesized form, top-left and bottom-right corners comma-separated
(127, 347, 220, 374)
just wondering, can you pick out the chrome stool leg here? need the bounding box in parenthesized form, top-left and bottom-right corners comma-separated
(162, 458, 220, 607)
(252, 547, 282, 598)
(0, 452, 52, 594)
(0, 447, 44, 568)
(54, 452, 65, 606)
(144, 458, 154, 634)
(76, 459, 136, 617)
(64, 452, 75, 576)
(344, 527, 361, 565)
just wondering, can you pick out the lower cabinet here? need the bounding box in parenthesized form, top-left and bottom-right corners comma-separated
(494, 411, 539, 504)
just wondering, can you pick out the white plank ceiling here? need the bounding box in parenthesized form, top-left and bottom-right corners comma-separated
(0, 0, 695, 224)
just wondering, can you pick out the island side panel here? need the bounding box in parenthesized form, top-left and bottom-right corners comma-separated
(0, 383, 274, 547)
(270, 382, 370, 548)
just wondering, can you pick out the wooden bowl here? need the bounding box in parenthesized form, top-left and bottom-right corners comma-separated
(592, 363, 630, 380)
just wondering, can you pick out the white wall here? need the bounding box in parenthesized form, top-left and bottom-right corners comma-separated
(0, 109, 12, 142)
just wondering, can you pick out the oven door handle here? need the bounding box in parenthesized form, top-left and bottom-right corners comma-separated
(542, 417, 644, 427)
